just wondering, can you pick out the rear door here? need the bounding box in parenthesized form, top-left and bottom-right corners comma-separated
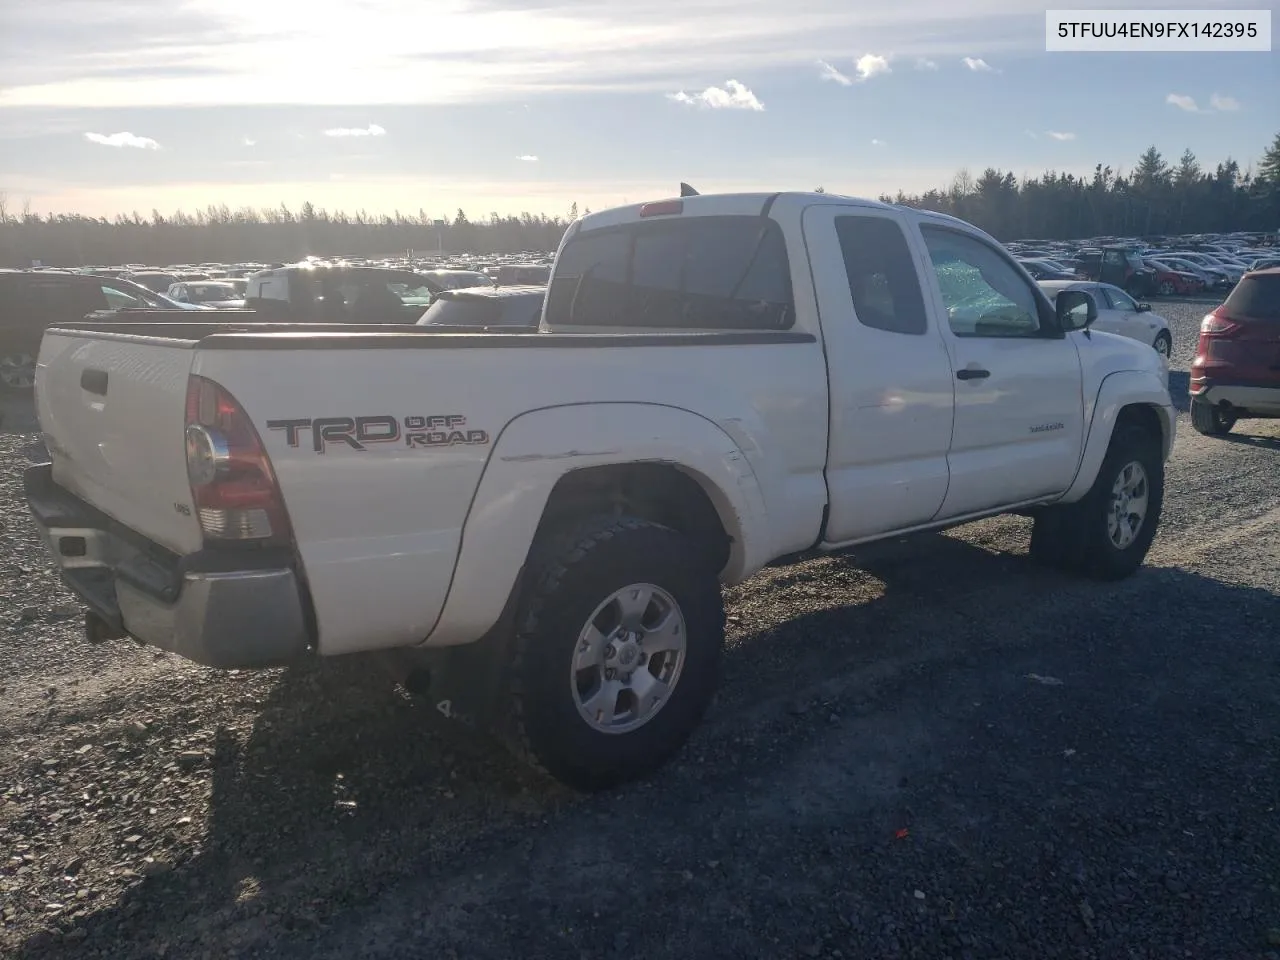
(36, 331, 206, 554)
(802, 203, 955, 541)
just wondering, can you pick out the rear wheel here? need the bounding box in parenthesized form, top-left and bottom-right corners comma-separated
(1190, 398, 1237, 436)
(1030, 423, 1163, 581)
(0, 353, 36, 392)
(508, 516, 725, 791)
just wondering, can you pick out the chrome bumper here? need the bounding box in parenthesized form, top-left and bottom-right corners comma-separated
(24, 463, 312, 669)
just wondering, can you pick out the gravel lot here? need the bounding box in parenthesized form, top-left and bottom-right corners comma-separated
(2, 300, 1278, 960)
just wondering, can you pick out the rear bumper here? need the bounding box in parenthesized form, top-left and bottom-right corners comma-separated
(1189, 378, 1280, 415)
(24, 463, 313, 669)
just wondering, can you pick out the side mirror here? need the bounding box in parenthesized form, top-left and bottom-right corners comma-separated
(1136, 302, 1151, 313)
(1056, 290, 1096, 331)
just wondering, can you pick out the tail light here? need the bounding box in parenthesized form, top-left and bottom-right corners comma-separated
(184, 375, 293, 545)
(1200, 312, 1240, 335)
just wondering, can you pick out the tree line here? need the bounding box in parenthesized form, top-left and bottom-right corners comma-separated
(2, 136, 1278, 268)
(874, 136, 1280, 242)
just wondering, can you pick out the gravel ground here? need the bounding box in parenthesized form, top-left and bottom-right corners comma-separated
(2, 300, 1278, 960)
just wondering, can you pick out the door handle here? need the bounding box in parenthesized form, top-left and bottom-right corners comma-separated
(956, 368, 990, 381)
(80, 369, 109, 396)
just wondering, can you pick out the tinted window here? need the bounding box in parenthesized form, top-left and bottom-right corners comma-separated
(545, 215, 793, 329)
(101, 284, 147, 310)
(835, 215, 927, 335)
(920, 226, 1043, 338)
(1224, 275, 1280, 320)
(1104, 287, 1137, 311)
(25, 280, 107, 322)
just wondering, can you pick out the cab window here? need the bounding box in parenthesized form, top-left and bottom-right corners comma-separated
(920, 227, 1044, 338)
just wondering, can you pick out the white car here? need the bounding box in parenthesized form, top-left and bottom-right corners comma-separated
(1038, 280, 1173, 359)
(27, 190, 1176, 790)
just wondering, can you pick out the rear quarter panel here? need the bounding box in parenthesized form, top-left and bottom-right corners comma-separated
(194, 335, 829, 655)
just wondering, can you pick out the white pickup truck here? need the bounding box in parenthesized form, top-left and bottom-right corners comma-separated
(25, 191, 1175, 790)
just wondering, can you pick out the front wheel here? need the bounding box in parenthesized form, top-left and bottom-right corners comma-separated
(1153, 331, 1172, 359)
(509, 516, 725, 791)
(1157, 280, 1175, 296)
(1030, 423, 1163, 581)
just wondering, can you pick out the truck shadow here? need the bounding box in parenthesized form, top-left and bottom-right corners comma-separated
(0, 394, 39, 435)
(1167, 369, 1190, 412)
(13, 526, 1280, 958)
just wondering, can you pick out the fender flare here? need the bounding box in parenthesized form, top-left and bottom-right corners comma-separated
(421, 402, 770, 647)
(1061, 369, 1175, 502)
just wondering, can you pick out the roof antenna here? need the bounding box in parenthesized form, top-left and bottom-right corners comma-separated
(679, 182, 700, 197)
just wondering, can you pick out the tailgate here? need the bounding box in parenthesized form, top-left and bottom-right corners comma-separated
(35, 330, 205, 555)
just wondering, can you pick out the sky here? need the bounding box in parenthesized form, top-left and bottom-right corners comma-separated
(0, 0, 1276, 219)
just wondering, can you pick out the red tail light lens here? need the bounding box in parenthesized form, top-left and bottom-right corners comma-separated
(1200, 313, 1239, 335)
(184, 375, 293, 544)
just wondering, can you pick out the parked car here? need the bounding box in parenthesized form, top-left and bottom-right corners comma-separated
(1071, 247, 1156, 297)
(1018, 258, 1076, 281)
(166, 281, 247, 310)
(1189, 267, 1280, 435)
(126, 271, 179, 293)
(1248, 256, 1280, 272)
(0, 271, 201, 391)
(24, 190, 1175, 789)
(493, 263, 551, 285)
(1144, 259, 1206, 297)
(417, 269, 494, 292)
(1037, 280, 1173, 358)
(416, 285, 545, 329)
(244, 265, 439, 322)
(1165, 252, 1238, 287)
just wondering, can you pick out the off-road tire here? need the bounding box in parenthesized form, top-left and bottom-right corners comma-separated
(1190, 397, 1237, 436)
(1030, 423, 1163, 581)
(508, 515, 725, 791)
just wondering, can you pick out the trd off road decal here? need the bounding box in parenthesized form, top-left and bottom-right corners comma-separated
(266, 415, 490, 453)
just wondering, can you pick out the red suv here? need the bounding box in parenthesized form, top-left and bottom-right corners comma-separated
(1190, 267, 1280, 435)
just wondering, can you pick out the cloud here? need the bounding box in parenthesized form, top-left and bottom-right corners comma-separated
(84, 131, 160, 149)
(1046, 130, 1075, 141)
(0, 1, 1050, 108)
(817, 60, 853, 85)
(516, 154, 538, 161)
(1209, 93, 1240, 111)
(870, 138, 886, 146)
(915, 58, 939, 70)
(667, 79, 763, 111)
(1166, 93, 1199, 112)
(322, 124, 387, 137)
(1025, 129, 1038, 139)
(961, 56, 995, 72)
(854, 53, 891, 80)
(242, 136, 257, 146)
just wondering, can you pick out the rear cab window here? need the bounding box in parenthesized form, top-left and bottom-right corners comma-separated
(545, 215, 794, 330)
(835, 215, 928, 335)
